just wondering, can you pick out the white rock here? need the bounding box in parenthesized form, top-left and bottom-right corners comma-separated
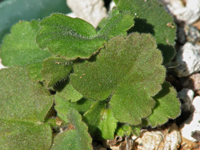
(164, 0, 200, 24)
(175, 42, 200, 77)
(181, 96, 200, 142)
(0, 58, 7, 70)
(178, 88, 194, 112)
(67, 0, 107, 27)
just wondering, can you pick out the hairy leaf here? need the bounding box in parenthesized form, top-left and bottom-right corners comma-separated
(55, 95, 95, 122)
(0, 20, 51, 67)
(36, 13, 106, 60)
(83, 101, 118, 139)
(0, 67, 53, 149)
(0, 120, 52, 150)
(54, 80, 82, 102)
(147, 82, 181, 127)
(50, 109, 92, 150)
(41, 57, 73, 87)
(97, 7, 134, 38)
(0, 0, 71, 43)
(25, 62, 43, 81)
(71, 33, 166, 125)
(115, 0, 176, 64)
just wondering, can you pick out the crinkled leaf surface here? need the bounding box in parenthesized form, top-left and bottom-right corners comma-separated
(115, 0, 176, 64)
(97, 7, 134, 38)
(50, 109, 92, 150)
(0, 20, 51, 67)
(0, 67, 53, 149)
(54, 80, 82, 102)
(116, 124, 141, 137)
(83, 101, 118, 139)
(25, 62, 43, 81)
(41, 57, 73, 87)
(0, 0, 71, 43)
(147, 82, 181, 127)
(55, 95, 94, 123)
(71, 33, 166, 125)
(36, 13, 106, 60)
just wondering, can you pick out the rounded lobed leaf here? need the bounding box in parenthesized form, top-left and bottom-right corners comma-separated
(71, 33, 166, 125)
(0, 20, 51, 67)
(36, 13, 106, 60)
(50, 109, 93, 150)
(115, 0, 176, 64)
(147, 82, 181, 127)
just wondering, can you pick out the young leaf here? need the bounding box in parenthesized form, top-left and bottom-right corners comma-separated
(54, 80, 82, 102)
(83, 101, 118, 139)
(71, 33, 166, 125)
(97, 7, 134, 38)
(147, 82, 181, 127)
(0, 67, 53, 149)
(115, 0, 176, 64)
(41, 57, 73, 87)
(25, 62, 43, 81)
(50, 109, 93, 150)
(36, 13, 106, 60)
(0, 20, 51, 67)
(55, 95, 95, 123)
(116, 124, 141, 137)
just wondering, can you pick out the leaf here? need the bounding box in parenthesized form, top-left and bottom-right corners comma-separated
(0, 120, 52, 150)
(116, 124, 141, 137)
(147, 82, 181, 127)
(41, 57, 73, 87)
(0, 67, 53, 149)
(54, 79, 82, 102)
(50, 109, 93, 150)
(71, 33, 166, 125)
(0, 0, 71, 43)
(25, 62, 43, 81)
(55, 95, 95, 123)
(97, 7, 134, 38)
(0, 20, 51, 67)
(36, 13, 106, 60)
(83, 101, 118, 139)
(115, 0, 176, 64)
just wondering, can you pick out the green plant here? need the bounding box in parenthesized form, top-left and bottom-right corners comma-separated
(0, 0, 180, 149)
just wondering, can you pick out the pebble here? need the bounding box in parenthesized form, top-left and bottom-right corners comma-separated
(180, 96, 200, 142)
(175, 42, 200, 77)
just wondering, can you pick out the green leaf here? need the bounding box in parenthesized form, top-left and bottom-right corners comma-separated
(116, 124, 141, 137)
(50, 109, 93, 150)
(0, 67, 53, 149)
(97, 7, 134, 38)
(36, 13, 106, 60)
(0, 20, 51, 67)
(55, 95, 95, 123)
(0, 0, 71, 43)
(147, 82, 181, 127)
(71, 33, 166, 125)
(41, 57, 73, 87)
(25, 62, 43, 81)
(116, 0, 176, 64)
(83, 101, 118, 139)
(54, 79, 83, 102)
(0, 120, 52, 150)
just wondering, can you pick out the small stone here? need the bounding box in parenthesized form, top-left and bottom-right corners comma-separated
(175, 42, 200, 77)
(178, 88, 194, 112)
(183, 73, 200, 91)
(181, 96, 200, 142)
(67, 0, 107, 27)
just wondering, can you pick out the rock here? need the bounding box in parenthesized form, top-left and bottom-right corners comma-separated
(164, 0, 200, 24)
(178, 88, 194, 112)
(67, 0, 107, 27)
(183, 73, 200, 92)
(175, 42, 200, 77)
(181, 96, 200, 142)
(0, 58, 6, 70)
